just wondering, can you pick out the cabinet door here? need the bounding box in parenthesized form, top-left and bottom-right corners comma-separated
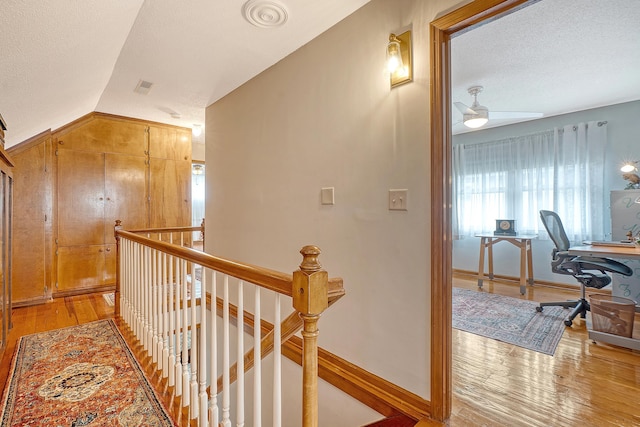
(11, 142, 50, 303)
(149, 126, 191, 161)
(57, 150, 105, 246)
(57, 245, 111, 292)
(149, 158, 191, 228)
(58, 117, 146, 157)
(104, 154, 147, 244)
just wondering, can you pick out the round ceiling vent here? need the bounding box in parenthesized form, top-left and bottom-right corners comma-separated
(242, 0, 289, 28)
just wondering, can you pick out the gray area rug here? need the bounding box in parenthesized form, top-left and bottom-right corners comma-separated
(453, 287, 566, 355)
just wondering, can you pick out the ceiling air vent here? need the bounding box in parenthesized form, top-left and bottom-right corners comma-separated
(134, 80, 154, 95)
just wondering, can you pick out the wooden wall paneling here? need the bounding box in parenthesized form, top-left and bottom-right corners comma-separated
(148, 158, 192, 230)
(56, 245, 108, 292)
(104, 153, 148, 244)
(8, 135, 52, 305)
(57, 149, 105, 247)
(57, 115, 147, 157)
(148, 126, 191, 161)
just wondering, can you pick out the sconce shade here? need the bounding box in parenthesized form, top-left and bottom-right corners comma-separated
(192, 124, 202, 137)
(387, 37, 403, 73)
(387, 30, 412, 88)
(620, 161, 637, 173)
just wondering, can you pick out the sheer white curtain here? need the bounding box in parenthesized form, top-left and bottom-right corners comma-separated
(452, 121, 607, 242)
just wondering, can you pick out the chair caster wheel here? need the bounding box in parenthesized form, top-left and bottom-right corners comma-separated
(564, 319, 573, 327)
(535, 306, 543, 312)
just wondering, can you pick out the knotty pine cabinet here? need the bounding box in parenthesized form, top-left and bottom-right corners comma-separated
(9, 112, 191, 304)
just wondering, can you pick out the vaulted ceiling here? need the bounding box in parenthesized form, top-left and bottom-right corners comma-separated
(1, 0, 638, 147)
(0, 0, 370, 147)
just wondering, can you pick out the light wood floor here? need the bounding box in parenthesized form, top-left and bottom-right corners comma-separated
(0, 285, 638, 426)
(451, 278, 640, 427)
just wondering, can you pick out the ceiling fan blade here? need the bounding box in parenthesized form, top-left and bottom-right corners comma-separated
(454, 101, 476, 115)
(489, 111, 544, 120)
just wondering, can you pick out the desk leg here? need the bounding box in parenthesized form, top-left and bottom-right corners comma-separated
(477, 237, 487, 289)
(519, 240, 526, 295)
(487, 241, 494, 280)
(526, 239, 534, 286)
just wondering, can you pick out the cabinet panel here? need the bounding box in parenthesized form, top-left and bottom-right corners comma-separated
(57, 150, 105, 247)
(58, 118, 147, 157)
(149, 158, 191, 228)
(57, 245, 111, 292)
(149, 126, 191, 161)
(104, 154, 147, 243)
(11, 142, 49, 303)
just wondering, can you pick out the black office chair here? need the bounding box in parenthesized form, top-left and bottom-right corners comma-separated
(537, 210, 633, 326)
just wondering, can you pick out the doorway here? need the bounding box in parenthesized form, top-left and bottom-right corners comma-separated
(429, 0, 535, 422)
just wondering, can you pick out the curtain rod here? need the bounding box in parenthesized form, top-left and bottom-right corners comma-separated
(567, 121, 607, 131)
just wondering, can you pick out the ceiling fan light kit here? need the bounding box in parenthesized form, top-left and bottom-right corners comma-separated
(455, 85, 544, 130)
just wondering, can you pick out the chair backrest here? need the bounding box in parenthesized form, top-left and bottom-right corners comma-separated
(539, 210, 571, 251)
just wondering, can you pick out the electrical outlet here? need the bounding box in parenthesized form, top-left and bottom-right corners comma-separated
(389, 189, 408, 211)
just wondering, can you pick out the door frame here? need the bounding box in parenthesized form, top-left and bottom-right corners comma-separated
(429, 0, 533, 421)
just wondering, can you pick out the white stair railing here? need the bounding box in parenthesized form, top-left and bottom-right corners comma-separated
(114, 222, 343, 427)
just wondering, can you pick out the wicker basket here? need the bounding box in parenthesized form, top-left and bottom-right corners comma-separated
(590, 294, 636, 338)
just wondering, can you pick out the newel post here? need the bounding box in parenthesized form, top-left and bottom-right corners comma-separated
(114, 220, 123, 316)
(292, 245, 328, 427)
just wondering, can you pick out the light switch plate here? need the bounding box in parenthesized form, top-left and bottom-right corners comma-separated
(321, 187, 335, 205)
(389, 189, 408, 211)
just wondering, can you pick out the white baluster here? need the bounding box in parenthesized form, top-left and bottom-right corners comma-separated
(209, 271, 219, 426)
(146, 246, 153, 354)
(273, 294, 281, 427)
(152, 248, 159, 366)
(221, 275, 231, 427)
(174, 255, 183, 397)
(237, 281, 245, 427)
(182, 259, 191, 407)
(161, 242, 169, 378)
(254, 287, 261, 427)
(199, 267, 208, 427)
(190, 262, 199, 419)
(168, 248, 176, 387)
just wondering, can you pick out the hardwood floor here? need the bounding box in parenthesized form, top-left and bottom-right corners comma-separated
(0, 286, 638, 426)
(451, 278, 640, 427)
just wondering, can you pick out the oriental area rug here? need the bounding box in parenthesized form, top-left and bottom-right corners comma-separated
(452, 287, 566, 355)
(0, 320, 176, 426)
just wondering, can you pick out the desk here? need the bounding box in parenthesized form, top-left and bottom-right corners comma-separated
(568, 244, 640, 261)
(568, 244, 640, 350)
(475, 234, 537, 295)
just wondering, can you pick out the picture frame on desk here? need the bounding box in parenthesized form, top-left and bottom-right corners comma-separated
(494, 219, 516, 236)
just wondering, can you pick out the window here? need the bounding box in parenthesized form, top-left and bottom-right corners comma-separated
(452, 121, 607, 242)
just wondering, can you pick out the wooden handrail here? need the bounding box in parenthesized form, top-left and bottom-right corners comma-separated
(115, 227, 293, 297)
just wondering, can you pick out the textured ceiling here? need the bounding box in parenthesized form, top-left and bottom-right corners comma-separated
(1, 0, 638, 147)
(451, 0, 640, 134)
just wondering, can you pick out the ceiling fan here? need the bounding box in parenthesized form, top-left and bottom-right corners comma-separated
(454, 86, 543, 129)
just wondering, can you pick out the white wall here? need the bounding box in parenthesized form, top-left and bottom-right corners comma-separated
(453, 101, 640, 285)
(205, 0, 461, 423)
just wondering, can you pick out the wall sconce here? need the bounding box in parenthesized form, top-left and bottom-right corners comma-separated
(192, 124, 203, 137)
(387, 30, 412, 88)
(620, 160, 640, 189)
(621, 160, 638, 173)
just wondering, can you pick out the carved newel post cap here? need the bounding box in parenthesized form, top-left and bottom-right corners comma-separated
(299, 245, 322, 272)
(293, 245, 328, 315)
(115, 219, 122, 227)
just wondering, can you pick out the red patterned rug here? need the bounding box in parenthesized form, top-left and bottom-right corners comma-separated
(0, 320, 176, 426)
